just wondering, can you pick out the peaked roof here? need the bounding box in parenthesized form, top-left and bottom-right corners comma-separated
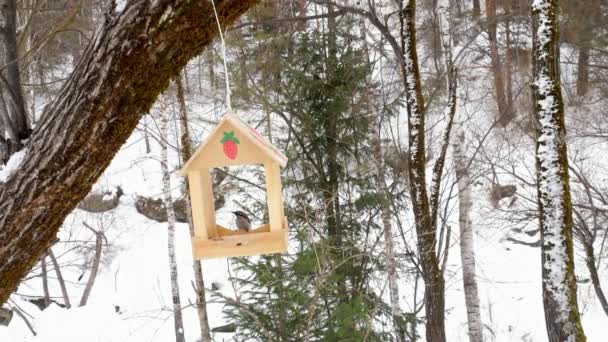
(181, 113, 288, 173)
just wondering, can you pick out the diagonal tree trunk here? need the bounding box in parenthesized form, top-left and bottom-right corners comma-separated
(531, 1, 586, 341)
(0, 0, 259, 305)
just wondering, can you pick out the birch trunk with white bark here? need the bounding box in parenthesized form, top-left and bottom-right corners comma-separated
(176, 77, 212, 342)
(160, 109, 185, 342)
(0, 0, 258, 304)
(372, 128, 404, 341)
(453, 123, 483, 342)
(439, 7, 482, 336)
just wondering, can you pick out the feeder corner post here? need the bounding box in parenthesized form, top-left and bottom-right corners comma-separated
(187, 168, 217, 240)
(264, 162, 285, 234)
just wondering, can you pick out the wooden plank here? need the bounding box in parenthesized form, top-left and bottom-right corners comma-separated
(265, 162, 285, 233)
(192, 230, 288, 259)
(216, 224, 271, 236)
(187, 171, 208, 240)
(199, 168, 217, 238)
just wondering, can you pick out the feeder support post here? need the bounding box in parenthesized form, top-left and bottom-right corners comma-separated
(187, 169, 217, 240)
(265, 162, 285, 233)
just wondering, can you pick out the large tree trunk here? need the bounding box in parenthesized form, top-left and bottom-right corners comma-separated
(176, 77, 212, 342)
(160, 108, 185, 342)
(400, 1, 447, 341)
(0, 0, 259, 305)
(531, 1, 586, 341)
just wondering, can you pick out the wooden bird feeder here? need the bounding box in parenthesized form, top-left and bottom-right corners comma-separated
(181, 113, 288, 259)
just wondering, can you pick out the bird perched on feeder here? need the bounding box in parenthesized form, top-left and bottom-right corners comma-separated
(233, 211, 251, 232)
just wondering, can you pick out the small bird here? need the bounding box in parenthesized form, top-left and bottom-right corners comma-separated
(233, 210, 251, 232)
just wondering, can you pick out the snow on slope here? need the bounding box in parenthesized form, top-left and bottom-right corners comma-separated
(2, 29, 608, 342)
(0, 112, 241, 341)
(2, 104, 607, 342)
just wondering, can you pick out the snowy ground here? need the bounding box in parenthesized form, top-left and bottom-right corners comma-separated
(2, 22, 608, 342)
(1, 110, 605, 341)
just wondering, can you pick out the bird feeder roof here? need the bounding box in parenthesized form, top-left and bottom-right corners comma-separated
(181, 113, 288, 173)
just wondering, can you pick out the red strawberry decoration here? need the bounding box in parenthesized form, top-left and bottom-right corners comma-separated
(220, 131, 240, 160)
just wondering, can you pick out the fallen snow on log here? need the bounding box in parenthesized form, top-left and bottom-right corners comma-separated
(115, 0, 127, 14)
(0, 149, 27, 183)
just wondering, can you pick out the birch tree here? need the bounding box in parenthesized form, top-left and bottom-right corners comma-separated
(439, 2, 484, 341)
(176, 77, 212, 342)
(453, 122, 483, 342)
(159, 108, 185, 342)
(531, 0, 586, 340)
(0, 0, 258, 304)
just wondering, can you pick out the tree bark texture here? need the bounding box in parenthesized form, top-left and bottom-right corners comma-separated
(400, 1, 446, 341)
(0, 0, 259, 305)
(531, 1, 586, 341)
(176, 77, 212, 342)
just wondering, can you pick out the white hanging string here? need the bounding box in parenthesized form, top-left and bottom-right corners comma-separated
(210, 0, 233, 114)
